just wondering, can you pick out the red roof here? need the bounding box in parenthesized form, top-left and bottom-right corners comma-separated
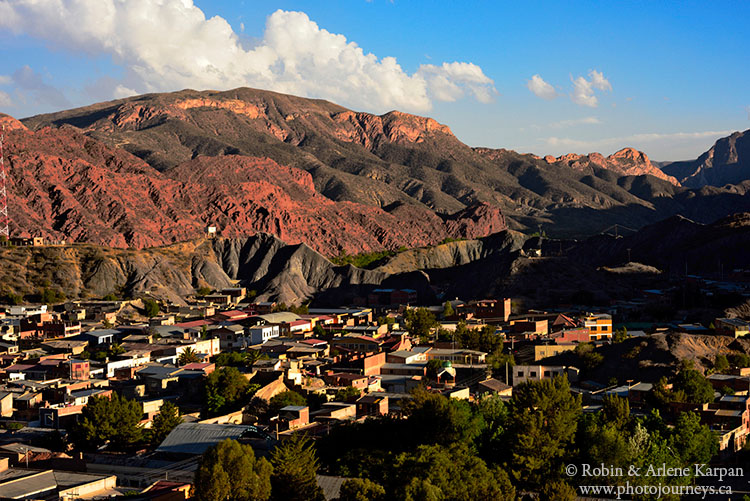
(6, 364, 34, 371)
(299, 338, 327, 346)
(182, 363, 214, 370)
(289, 320, 311, 327)
(217, 310, 248, 320)
(175, 319, 213, 328)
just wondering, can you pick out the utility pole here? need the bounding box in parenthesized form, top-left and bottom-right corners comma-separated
(0, 125, 10, 238)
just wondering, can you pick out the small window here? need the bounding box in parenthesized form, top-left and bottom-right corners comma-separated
(544, 371, 551, 377)
(517, 371, 524, 377)
(530, 371, 537, 377)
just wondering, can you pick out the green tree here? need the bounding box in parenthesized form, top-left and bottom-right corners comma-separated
(40, 287, 66, 304)
(613, 326, 629, 343)
(205, 367, 251, 415)
(714, 354, 730, 373)
(672, 362, 714, 404)
(109, 343, 125, 356)
(102, 293, 119, 301)
(142, 298, 160, 317)
(442, 301, 454, 319)
(575, 342, 604, 371)
(270, 391, 307, 415)
(270, 435, 325, 501)
(196, 286, 213, 297)
(669, 411, 718, 465)
(394, 443, 515, 501)
(540, 480, 577, 501)
(403, 308, 437, 341)
(178, 347, 200, 365)
(5, 292, 23, 305)
(337, 478, 386, 501)
(602, 394, 630, 429)
(403, 388, 482, 447)
(334, 386, 362, 403)
(72, 393, 143, 451)
(149, 401, 182, 447)
(195, 439, 272, 501)
(506, 375, 581, 487)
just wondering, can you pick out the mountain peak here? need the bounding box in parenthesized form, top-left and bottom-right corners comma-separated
(546, 147, 679, 185)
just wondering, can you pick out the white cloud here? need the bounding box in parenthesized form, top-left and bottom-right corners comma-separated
(0, 91, 12, 107)
(526, 74, 557, 100)
(544, 129, 734, 154)
(113, 85, 137, 99)
(550, 116, 601, 128)
(571, 70, 612, 107)
(0, 2, 496, 113)
(0, 76, 11, 85)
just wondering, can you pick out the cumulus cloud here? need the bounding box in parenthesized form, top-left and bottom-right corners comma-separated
(0, 91, 11, 107)
(571, 70, 612, 107)
(0, 1, 495, 113)
(526, 74, 557, 100)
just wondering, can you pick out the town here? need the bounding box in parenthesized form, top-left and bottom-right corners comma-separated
(0, 270, 749, 499)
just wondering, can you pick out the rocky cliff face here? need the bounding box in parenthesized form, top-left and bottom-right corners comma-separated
(661, 130, 750, 188)
(18, 88, 750, 239)
(0, 234, 434, 305)
(543, 148, 680, 186)
(2, 123, 505, 253)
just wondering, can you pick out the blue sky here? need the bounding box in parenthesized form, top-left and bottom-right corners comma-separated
(0, 0, 748, 160)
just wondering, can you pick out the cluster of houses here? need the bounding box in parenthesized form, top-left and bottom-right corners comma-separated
(0, 284, 749, 498)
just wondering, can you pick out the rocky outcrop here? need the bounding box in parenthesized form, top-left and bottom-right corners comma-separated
(662, 130, 750, 188)
(1, 123, 505, 253)
(0, 234, 433, 305)
(544, 148, 680, 186)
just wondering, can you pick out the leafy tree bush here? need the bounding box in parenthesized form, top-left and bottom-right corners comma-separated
(506, 375, 581, 487)
(337, 478, 386, 501)
(149, 401, 182, 447)
(403, 388, 482, 447)
(269, 391, 307, 415)
(72, 393, 143, 451)
(40, 287, 66, 304)
(334, 386, 362, 403)
(205, 367, 251, 415)
(714, 354, 730, 373)
(393, 443, 515, 501)
(672, 361, 714, 404)
(194, 438, 272, 501)
(403, 308, 437, 341)
(142, 298, 160, 317)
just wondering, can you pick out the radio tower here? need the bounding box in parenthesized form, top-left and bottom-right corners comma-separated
(0, 125, 9, 238)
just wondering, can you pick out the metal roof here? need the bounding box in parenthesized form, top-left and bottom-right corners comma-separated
(157, 423, 252, 455)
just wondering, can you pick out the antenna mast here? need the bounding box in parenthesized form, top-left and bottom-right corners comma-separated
(0, 125, 9, 238)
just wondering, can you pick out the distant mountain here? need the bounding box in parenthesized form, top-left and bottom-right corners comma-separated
(4, 88, 748, 247)
(21, 87, 749, 240)
(661, 130, 750, 188)
(0, 119, 505, 254)
(540, 148, 680, 185)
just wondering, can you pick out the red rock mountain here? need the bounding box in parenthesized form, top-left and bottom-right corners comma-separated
(1, 121, 504, 253)
(542, 148, 680, 186)
(12, 88, 750, 242)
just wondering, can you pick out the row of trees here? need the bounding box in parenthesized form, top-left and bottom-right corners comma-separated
(314, 375, 718, 499)
(194, 436, 324, 501)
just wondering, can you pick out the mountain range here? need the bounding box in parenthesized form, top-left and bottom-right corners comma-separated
(3, 87, 750, 252)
